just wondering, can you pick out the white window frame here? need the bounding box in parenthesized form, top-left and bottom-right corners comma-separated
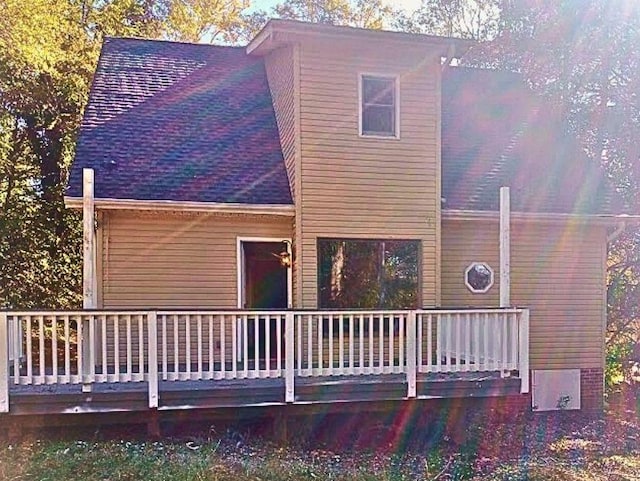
(358, 73, 400, 139)
(464, 262, 494, 294)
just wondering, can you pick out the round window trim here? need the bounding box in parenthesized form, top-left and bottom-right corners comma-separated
(464, 262, 494, 294)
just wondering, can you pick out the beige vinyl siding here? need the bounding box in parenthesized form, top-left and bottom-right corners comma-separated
(298, 39, 441, 308)
(264, 45, 302, 307)
(101, 210, 292, 309)
(441, 218, 607, 370)
(265, 45, 297, 201)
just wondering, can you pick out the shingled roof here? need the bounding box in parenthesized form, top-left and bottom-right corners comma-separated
(68, 37, 620, 215)
(67, 37, 292, 205)
(441, 66, 620, 214)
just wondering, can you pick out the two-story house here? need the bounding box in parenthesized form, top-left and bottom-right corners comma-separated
(0, 20, 625, 422)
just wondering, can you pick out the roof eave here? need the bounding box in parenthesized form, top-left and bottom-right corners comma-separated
(246, 18, 474, 57)
(64, 196, 295, 216)
(442, 208, 640, 225)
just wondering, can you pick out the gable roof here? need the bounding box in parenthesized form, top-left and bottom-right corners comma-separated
(68, 37, 622, 216)
(67, 37, 292, 206)
(441, 66, 622, 215)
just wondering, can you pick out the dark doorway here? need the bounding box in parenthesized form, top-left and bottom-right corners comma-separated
(241, 241, 289, 360)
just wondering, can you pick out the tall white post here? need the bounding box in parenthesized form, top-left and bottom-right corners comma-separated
(82, 168, 96, 392)
(83, 168, 97, 309)
(500, 187, 511, 308)
(0, 312, 9, 413)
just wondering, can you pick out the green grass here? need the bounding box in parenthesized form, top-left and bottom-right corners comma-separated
(0, 436, 638, 481)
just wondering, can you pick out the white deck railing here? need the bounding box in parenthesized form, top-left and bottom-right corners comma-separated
(0, 308, 529, 413)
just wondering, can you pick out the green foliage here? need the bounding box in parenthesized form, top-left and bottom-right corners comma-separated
(0, 0, 253, 309)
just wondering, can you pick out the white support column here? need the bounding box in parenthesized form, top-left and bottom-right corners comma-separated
(519, 309, 530, 394)
(500, 186, 511, 308)
(285, 312, 295, 403)
(83, 168, 97, 309)
(406, 311, 417, 398)
(147, 311, 159, 408)
(82, 168, 96, 392)
(0, 313, 9, 413)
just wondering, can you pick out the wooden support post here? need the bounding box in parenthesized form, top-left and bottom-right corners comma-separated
(0, 312, 9, 413)
(147, 311, 159, 408)
(82, 168, 96, 393)
(500, 187, 511, 308)
(285, 312, 295, 403)
(406, 311, 417, 398)
(147, 408, 161, 439)
(519, 309, 530, 394)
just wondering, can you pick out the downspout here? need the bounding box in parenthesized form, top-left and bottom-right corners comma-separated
(500, 187, 511, 308)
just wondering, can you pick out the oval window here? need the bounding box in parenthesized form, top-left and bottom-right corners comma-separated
(464, 262, 494, 293)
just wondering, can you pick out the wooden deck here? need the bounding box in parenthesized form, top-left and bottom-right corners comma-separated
(7, 372, 521, 416)
(0, 308, 529, 424)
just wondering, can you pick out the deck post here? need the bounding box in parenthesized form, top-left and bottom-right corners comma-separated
(406, 311, 417, 398)
(0, 312, 9, 413)
(500, 186, 511, 308)
(285, 312, 295, 403)
(519, 309, 530, 394)
(147, 311, 159, 408)
(82, 168, 97, 392)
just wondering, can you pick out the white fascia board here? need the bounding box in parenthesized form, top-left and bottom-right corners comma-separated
(64, 196, 295, 216)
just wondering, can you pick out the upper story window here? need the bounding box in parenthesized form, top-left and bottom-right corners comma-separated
(360, 74, 399, 138)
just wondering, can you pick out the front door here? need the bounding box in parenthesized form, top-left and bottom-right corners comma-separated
(240, 241, 289, 359)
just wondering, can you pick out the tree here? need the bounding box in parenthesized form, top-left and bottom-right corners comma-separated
(475, 0, 640, 384)
(0, 0, 250, 308)
(235, 0, 398, 43)
(395, 0, 501, 40)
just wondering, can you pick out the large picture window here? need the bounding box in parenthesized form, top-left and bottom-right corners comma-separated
(318, 239, 419, 309)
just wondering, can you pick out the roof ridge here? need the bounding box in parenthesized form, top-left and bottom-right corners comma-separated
(104, 36, 246, 50)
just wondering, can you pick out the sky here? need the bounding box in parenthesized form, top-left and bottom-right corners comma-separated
(249, 0, 423, 14)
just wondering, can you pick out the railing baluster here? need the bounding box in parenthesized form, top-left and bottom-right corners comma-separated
(296, 314, 302, 375)
(368, 314, 374, 374)
(221, 315, 226, 377)
(51, 316, 58, 383)
(64, 315, 70, 383)
(276, 314, 282, 375)
(126, 315, 132, 382)
(455, 314, 461, 372)
(75, 316, 82, 383)
(338, 314, 344, 375)
(13, 317, 21, 384)
(328, 314, 333, 375)
(307, 315, 313, 376)
(197, 315, 203, 379)
(348, 315, 354, 374)
(398, 314, 404, 374)
(161, 314, 167, 380)
(232, 315, 238, 379)
(172, 315, 179, 380)
(435, 314, 442, 373)
(137, 315, 144, 379)
(427, 314, 433, 373)
(464, 313, 471, 372)
(317, 315, 323, 375)
(264, 316, 270, 378)
(378, 314, 384, 374)
(388, 314, 394, 374)
(243, 315, 249, 378)
(38, 316, 45, 384)
(253, 315, 259, 378)
(185, 314, 191, 379)
(208, 315, 214, 379)
(417, 313, 423, 371)
(502, 313, 508, 372)
(0, 313, 8, 412)
(101, 316, 107, 380)
(358, 314, 364, 375)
